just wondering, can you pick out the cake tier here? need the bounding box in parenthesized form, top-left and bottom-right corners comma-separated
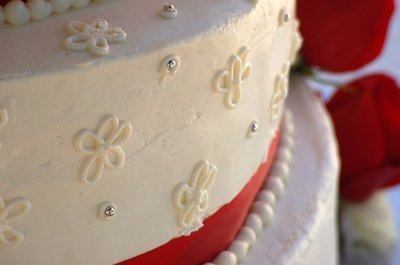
(118, 135, 280, 265)
(117, 79, 339, 265)
(0, 0, 301, 264)
(243, 78, 339, 265)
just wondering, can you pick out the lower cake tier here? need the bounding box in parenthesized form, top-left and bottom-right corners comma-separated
(118, 77, 339, 265)
(242, 77, 339, 265)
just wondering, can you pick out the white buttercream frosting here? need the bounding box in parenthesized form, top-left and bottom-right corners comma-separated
(0, 0, 302, 263)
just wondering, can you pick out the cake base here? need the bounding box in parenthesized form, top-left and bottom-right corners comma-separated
(243, 77, 339, 265)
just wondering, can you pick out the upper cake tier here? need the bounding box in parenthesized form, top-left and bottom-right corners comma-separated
(0, 0, 301, 264)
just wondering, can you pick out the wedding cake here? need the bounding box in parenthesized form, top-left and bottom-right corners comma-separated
(0, 0, 338, 264)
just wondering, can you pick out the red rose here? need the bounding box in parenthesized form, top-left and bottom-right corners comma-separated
(297, 0, 395, 72)
(327, 74, 400, 202)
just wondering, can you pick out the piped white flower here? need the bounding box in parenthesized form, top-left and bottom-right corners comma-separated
(173, 160, 217, 236)
(268, 61, 291, 135)
(64, 19, 127, 55)
(0, 197, 31, 246)
(74, 114, 132, 184)
(213, 47, 251, 109)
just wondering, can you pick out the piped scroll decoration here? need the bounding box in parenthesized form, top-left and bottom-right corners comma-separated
(0, 197, 31, 246)
(0, 108, 8, 128)
(213, 47, 251, 109)
(268, 61, 290, 134)
(173, 160, 217, 236)
(74, 114, 132, 185)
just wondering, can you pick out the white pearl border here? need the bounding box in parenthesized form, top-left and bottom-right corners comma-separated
(204, 109, 295, 265)
(0, 0, 111, 25)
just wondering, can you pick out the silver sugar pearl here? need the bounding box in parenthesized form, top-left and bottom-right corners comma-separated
(166, 59, 177, 71)
(98, 201, 117, 220)
(161, 3, 178, 19)
(279, 8, 291, 25)
(248, 120, 259, 138)
(163, 4, 175, 12)
(160, 55, 180, 76)
(104, 206, 116, 217)
(251, 121, 259, 132)
(283, 13, 290, 23)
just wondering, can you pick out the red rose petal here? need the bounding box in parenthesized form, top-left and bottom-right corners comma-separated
(0, 0, 26, 6)
(297, 0, 395, 72)
(327, 74, 400, 202)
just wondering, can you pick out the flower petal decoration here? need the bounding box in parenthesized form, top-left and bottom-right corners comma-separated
(64, 19, 127, 55)
(213, 47, 251, 109)
(173, 160, 217, 236)
(74, 114, 132, 185)
(327, 74, 400, 202)
(297, 0, 395, 72)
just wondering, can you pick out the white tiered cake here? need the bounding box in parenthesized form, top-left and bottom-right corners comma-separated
(0, 0, 338, 264)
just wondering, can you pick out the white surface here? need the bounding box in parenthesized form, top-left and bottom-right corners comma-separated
(243, 78, 339, 265)
(0, 0, 303, 264)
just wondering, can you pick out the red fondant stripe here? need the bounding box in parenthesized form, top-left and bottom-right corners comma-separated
(117, 134, 280, 265)
(0, 0, 25, 6)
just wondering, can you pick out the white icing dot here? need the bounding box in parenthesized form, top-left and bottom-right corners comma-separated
(284, 118, 295, 135)
(236, 227, 257, 246)
(0, 6, 5, 23)
(277, 147, 293, 164)
(213, 251, 237, 265)
(256, 190, 276, 207)
(244, 213, 263, 234)
(27, 0, 53, 21)
(265, 176, 284, 198)
(284, 109, 293, 124)
(228, 240, 249, 261)
(49, 0, 72, 13)
(71, 0, 90, 8)
(4, 0, 31, 25)
(270, 161, 290, 181)
(282, 135, 295, 149)
(251, 201, 274, 224)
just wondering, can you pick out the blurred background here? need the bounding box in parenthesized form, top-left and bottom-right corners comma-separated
(307, 0, 400, 263)
(389, 186, 400, 264)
